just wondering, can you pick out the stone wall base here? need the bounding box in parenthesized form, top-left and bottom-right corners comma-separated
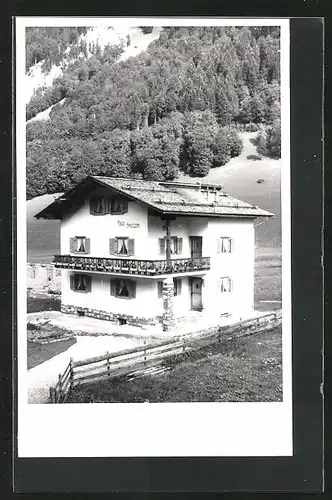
(61, 304, 159, 328)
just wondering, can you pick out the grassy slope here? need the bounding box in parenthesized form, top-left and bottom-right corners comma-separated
(178, 131, 281, 250)
(67, 326, 282, 403)
(27, 193, 61, 262)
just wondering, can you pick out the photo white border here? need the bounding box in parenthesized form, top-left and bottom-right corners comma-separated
(16, 17, 291, 457)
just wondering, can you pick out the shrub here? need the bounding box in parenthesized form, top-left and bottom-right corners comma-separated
(256, 120, 281, 159)
(212, 130, 231, 167)
(140, 27, 154, 34)
(225, 126, 243, 157)
(244, 122, 259, 132)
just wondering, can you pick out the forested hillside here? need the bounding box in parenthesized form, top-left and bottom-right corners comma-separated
(26, 26, 281, 199)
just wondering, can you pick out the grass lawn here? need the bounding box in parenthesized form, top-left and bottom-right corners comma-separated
(67, 326, 282, 403)
(28, 338, 76, 369)
(27, 294, 61, 313)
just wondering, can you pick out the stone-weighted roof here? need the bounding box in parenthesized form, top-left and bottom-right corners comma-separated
(35, 175, 274, 220)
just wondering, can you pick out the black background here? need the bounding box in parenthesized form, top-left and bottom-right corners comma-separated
(0, 3, 327, 496)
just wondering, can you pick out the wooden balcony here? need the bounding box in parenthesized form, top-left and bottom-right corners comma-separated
(53, 255, 211, 276)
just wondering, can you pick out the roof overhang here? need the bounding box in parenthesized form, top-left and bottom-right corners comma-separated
(35, 175, 274, 220)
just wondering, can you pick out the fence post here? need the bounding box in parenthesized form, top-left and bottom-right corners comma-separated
(49, 387, 55, 403)
(58, 373, 62, 402)
(106, 351, 110, 377)
(143, 341, 147, 367)
(69, 357, 74, 390)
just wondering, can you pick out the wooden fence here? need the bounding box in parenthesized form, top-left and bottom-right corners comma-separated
(49, 310, 282, 403)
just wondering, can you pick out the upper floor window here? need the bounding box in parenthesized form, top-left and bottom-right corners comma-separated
(90, 196, 107, 215)
(70, 273, 92, 293)
(110, 278, 136, 299)
(159, 236, 183, 255)
(70, 236, 90, 254)
(220, 277, 233, 293)
(109, 197, 128, 215)
(109, 237, 135, 256)
(218, 237, 233, 253)
(90, 195, 128, 215)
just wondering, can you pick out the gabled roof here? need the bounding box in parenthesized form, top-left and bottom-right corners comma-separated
(35, 175, 274, 220)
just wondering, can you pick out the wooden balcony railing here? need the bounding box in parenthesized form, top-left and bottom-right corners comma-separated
(53, 255, 211, 276)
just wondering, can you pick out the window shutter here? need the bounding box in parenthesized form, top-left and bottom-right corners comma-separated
(177, 279, 182, 295)
(159, 237, 166, 255)
(85, 275, 92, 292)
(89, 198, 94, 214)
(70, 238, 76, 253)
(110, 279, 116, 296)
(107, 197, 112, 214)
(229, 238, 233, 253)
(127, 239, 135, 256)
(177, 237, 183, 255)
(157, 281, 163, 298)
(128, 280, 136, 299)
(70, 274, 75, 290)
(121, 199, 128, 214)
(85, 238, 90, 254)
(109, 238, 117, 255)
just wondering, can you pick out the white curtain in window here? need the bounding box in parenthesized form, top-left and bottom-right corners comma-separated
(117, 238, 128, 255)
(220, 238, 231, 253)
(118, 279, 129, 297)
(220, 277, 231, 292)
(76, 275, 86, 291)
(76, 238, 86, 252)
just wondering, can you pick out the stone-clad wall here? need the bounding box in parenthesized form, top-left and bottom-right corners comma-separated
(61, 304, 159, 328)
(162, 278, 175, 331)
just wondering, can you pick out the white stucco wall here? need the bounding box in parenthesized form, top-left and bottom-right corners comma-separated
(61, 187, 149, 259)
(59, 189, 255, 321)
(202, 218, 255, 318)
(61, 270, 160, 318)
(62, 271, 192, 319)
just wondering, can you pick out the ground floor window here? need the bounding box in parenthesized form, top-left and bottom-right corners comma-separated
(70, 274, 92, 293)
(111, 278, 136, 299)
(157, 281, 163, 298)
(220, 277, 233, 293)
(157, 279, 182, 297)
(173, 278, 182, 296)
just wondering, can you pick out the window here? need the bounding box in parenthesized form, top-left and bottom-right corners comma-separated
(109, 237, 135, 256)
(157, 281, 163, 298)
(218, 237, 233, 253)
(90, 196, 128, 215)
(158, 236, 183, 255)
(90, 196, 107, 215)
(220, 277, 232, 293)
(110, 278, 136, 299)
(109, 197, 128, 215)
(70, 274, 92, 293)
(173, 278, 182, 296)
(70, 237, 90, 254)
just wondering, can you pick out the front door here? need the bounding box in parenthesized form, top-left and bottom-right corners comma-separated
(190, 236, 202, 258)
(190, 277, 203, 311)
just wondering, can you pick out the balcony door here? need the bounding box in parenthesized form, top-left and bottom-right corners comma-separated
(190, 277, 203, 311)
(190, 236, 202, 258)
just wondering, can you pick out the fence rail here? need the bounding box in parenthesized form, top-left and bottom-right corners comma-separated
(49, 310, 282, 403)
